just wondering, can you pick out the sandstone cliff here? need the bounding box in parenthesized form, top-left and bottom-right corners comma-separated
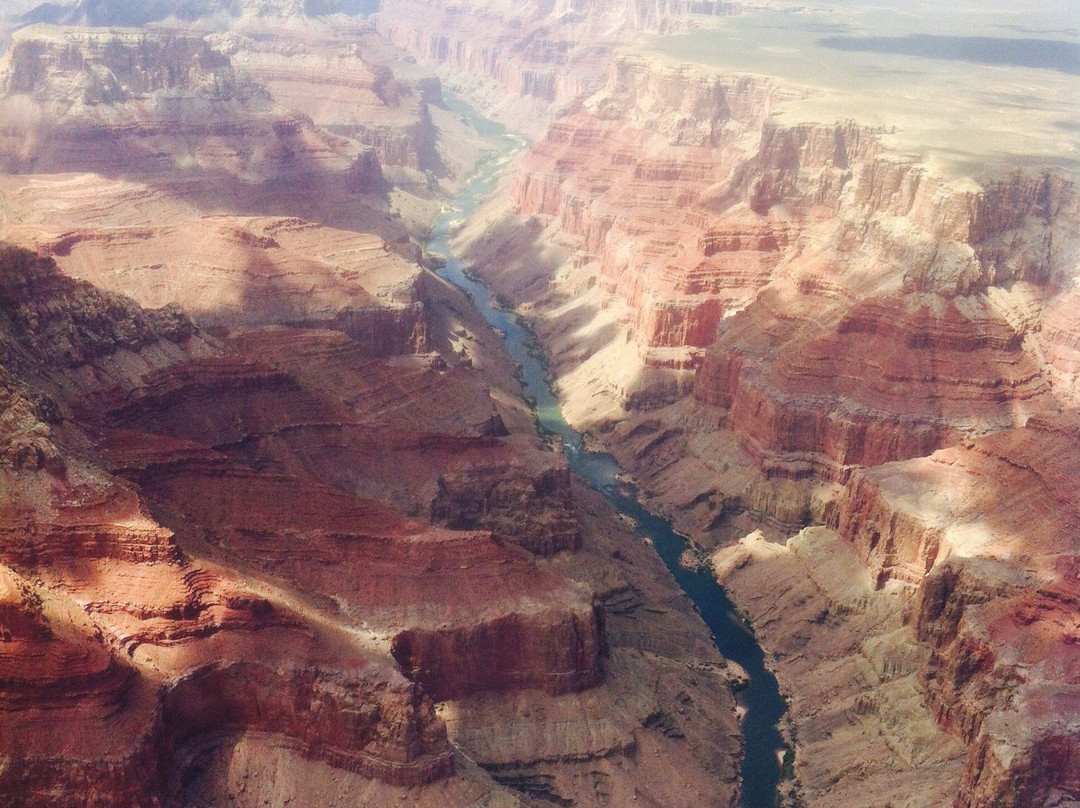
(833, 413, 1080, 808)
(0, 227, 742, 804)
(420, 27, 1080, 808)
(0, 9, 751, 804)
(0, 245, 460, 805)
(373, 0, 732, 132)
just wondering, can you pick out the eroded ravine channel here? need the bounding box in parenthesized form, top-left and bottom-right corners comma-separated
(428, 103, 788, 808)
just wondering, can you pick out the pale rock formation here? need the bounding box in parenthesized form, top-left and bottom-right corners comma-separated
(713, 528, 967, 808)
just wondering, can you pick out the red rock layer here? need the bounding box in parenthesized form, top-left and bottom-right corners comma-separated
(0, 244, 604, 805)
(0, 246, 459, 801)
(833, 413, 1080, 808)
(700, 288, 1055, 479)
(425, 27, 1080, 807)
(494, 49, 1078, 481)
(99, 431, 601, 698)
(373, 0, 728, 116)
(502, 56, 881, 379)
(43, 218, 431, 349)
(0, 26, 379, 184)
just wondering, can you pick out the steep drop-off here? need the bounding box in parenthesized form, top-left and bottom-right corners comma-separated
(414, 17, 1080, 808)
(0, 6, 750, 806)
(373, 0, 731, 133)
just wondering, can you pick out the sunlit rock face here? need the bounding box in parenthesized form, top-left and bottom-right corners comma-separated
(454, 47, 1078, 548)
(836, 413, 1080, 808)
(372, 0, 732, 133)
(0, 236, 740, 806)
(378, 1, 1080, 805)
(0, 242, 601, 805)
(0, 4, 748, 806)
(471, 50, 1078, 453)
(0, 246, 456, 805)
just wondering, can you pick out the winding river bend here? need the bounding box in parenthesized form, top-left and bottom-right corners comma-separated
(428, 105, 787, 808)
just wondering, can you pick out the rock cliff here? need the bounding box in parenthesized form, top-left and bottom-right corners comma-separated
(833, 413, 1080, 808)
(0, 6, 749, 805)
(373, 0, 732, 132)
(0, 231, 741, 804)
(0, 24, 379, 185)
(414, 22, 1080, 808)
(0, 246, 456, 805)
(7, 0, 1076, 804)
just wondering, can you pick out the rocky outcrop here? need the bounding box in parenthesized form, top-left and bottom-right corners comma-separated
(713, 529, 967, 808)
(432, 21, 1080, 808)
(828, 413, 1080, 808)
(0, 218, 743, 807)
(0, 246, 461, 806)
(217, 23, 445, 172)
(454, 46, 1079, 541)
(38, 217, 431, 351)
(373, 0, 732, 132)
(98, 431, 604, 703)
(0, 25, 378, 182)
(392, 603, 602, 701)
(0, 243, 196, 371)
(442, 481, 743, 808)
(431, 462, 582, 555)
(460, 55, 889, 431)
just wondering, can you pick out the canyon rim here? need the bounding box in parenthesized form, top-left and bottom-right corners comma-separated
(0, 1, 1077, 808)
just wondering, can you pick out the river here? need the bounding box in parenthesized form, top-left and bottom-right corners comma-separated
(427, 102, 788, 808)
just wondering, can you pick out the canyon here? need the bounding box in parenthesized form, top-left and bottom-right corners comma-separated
(391, 1, 1077, 806)
(0, 6, 744, 807)
(0, 1, 1076, 807)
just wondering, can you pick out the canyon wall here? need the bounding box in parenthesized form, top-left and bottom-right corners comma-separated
(421, 18, 1079, 808)
(0, 246, 456, 805)
(4, 0, 1075, 804)
(0, 7, 748, 806)
(835, 413, 1080, 808)
(373, 0, 732, 132)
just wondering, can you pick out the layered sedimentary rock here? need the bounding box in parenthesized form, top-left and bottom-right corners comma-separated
(0, 231, 601, 802)
(0, 25, 365, 181)
(215, 22, 445, 172)
(415, 22, 1080, 808)
(462, 51, 1077, 455)
(0, 247, 458, 805)
(0, 8, 750, 803)
(0, 233, 741, 805)
(35, 216, 432, 349)
(440, 481, 743, 808)
(832, 413, 1080, 808)
(713, 529, 967, 808)
(373, 0, 731, 132)
(0, 16, 448, 203)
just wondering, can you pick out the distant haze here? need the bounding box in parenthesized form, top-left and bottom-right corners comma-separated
(645, 0, 1079, 172)
(818, 34, 1079, 74)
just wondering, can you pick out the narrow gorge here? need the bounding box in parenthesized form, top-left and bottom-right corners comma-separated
(426, 117, 787, 805)
(0, 1, 1076, 808)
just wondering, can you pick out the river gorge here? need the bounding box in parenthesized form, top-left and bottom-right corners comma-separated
(0, 1, 1076, 807)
